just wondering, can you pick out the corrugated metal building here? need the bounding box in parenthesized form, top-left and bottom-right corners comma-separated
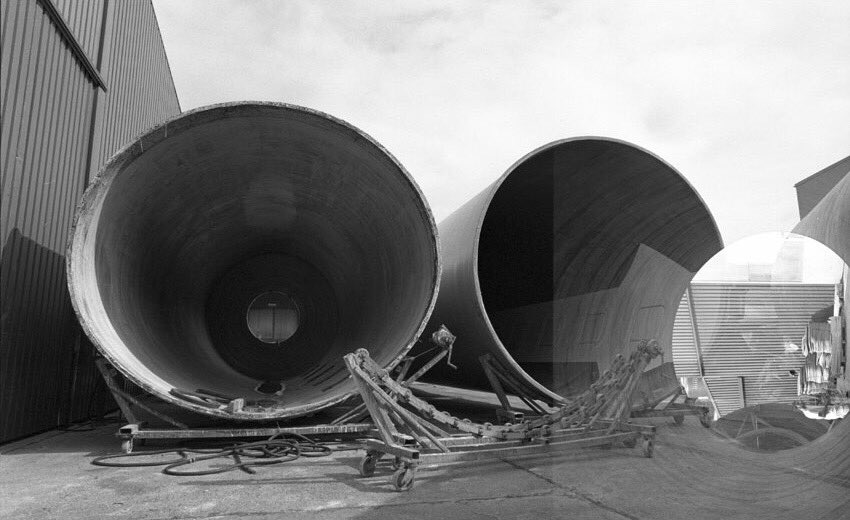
(672, 283, 835, 416)
(1, 0, 180, 443)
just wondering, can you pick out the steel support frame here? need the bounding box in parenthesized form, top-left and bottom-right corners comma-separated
(95, 356, 375, 453)
(629, 385, 712, 427)
(116, 422, 374, 454)
(99, 328, 462, 453)
(346, 341, 661, 491)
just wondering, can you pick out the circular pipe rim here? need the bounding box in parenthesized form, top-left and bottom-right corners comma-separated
(468, 136, 724, 402)
(66, 101, 441, 420)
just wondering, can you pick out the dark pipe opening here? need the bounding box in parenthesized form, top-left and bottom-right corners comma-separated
(465, 139, 722, 396)
(420, 138, 722, 400)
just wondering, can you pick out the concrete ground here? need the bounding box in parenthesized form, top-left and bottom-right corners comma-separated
(2, 414, 847, 520)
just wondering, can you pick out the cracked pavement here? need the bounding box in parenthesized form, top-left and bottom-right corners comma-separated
(1, 417, 847, 520)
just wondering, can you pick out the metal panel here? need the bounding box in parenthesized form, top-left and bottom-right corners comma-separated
(742, 376, 799, 406)
(671, 290, 700, 376)
(32, 0, 105, 89)
(1, 0, 179, 443)
(794, 156, 850, 219)
(672, 283, 834, 417)
(693, 283, 833, 375)
(51, 0, 106, 65)
(1, 0, 96, 442)
(704, 376, 744, 417)
(90, 0, 180, 174)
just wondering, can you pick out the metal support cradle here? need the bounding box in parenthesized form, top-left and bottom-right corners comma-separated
(345, 339, 663, 491)
(628, 362, 711, 427)
(331, 325, 457, 425)
(95, 327, 459, 454)
(94, 357, 372, 454)
(478, 352, 558, 423)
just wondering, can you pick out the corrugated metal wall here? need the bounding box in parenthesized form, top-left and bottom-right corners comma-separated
(702, 376, 744, 417)
(672, 283, 835, 416)
(51, 0, 106, 65)
(90, 0, 180, 173)
(1, 0, 179, 443)
(672, 289, 700, 376)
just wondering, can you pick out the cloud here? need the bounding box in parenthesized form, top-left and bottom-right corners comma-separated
(151, 0, 850, 246)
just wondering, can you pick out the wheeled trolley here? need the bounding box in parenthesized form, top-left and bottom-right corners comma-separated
(345, 340, 663, 491)
(629, 362, 711, 427)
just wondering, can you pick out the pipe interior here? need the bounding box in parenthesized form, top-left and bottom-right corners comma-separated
(80, 105, 437, 417)
(478, 140, 721, 395)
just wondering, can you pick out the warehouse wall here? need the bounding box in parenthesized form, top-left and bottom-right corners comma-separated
(52, 0, 107, 64)
(89, 0, 180, 173)
(672, 283, 835, 416)
(1, 0, 179, 443)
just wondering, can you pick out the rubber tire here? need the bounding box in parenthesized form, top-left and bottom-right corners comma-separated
(359, 453, 378, 477)
(673, 414, 684, 425)
(121, 439, 133, 454)
(642, 437, 654, 458)
(392, 467, 415, 491)
(391, 456, 402, 470)
(699, 412, 711, 428)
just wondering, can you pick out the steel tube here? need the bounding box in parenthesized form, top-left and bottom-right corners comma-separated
(422, 137, 723, 402)
(787, 170, 849, 477)
(793, 172, 849, 266)
(67, 102, 440, 420)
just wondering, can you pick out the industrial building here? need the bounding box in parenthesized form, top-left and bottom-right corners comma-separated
(1, 1, 847, 519)
(1, 0, 179, 442)
(673, 281, 837, 416)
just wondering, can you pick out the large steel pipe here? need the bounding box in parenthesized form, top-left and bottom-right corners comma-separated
(793, 170, 849, 266)
(785, 169, 849, 477)
(423, 138, 722, 402)
(67, 102, 440, 420)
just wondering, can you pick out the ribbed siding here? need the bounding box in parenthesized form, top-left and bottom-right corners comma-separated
(1, 0, 96, 442)
(743, 376, 800, 405)
(1, 0, 179, 443)
(671, 290, 700, 376)
(91, 0, 180, 172)
(703, 376, 744, 417)
(672, 283, 834, 417)
(51, 0, 105, 65)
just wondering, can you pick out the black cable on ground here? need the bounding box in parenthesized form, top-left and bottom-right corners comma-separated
(91, 433, 332, 476)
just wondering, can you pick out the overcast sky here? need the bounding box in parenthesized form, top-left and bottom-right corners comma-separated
(151, 0, 849, 248)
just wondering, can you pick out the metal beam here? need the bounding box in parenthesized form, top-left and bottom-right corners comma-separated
(35, 0, 107, 90)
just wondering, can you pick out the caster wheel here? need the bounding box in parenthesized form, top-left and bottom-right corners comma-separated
(673, 414, 684, 425)
(391, 456, 402, 470)
(642, 437, 654, 458)
(699, 412, 711, 428)
(359, 452, 380, 477)
(622, 437, 637, 448)
(121, 439, 133, 454)
(392, 467, 415, 491)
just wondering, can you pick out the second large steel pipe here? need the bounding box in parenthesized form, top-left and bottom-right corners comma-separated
(422, 137, 723, 402)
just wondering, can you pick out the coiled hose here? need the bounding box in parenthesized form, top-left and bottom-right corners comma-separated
(91, 433, 332, 476)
